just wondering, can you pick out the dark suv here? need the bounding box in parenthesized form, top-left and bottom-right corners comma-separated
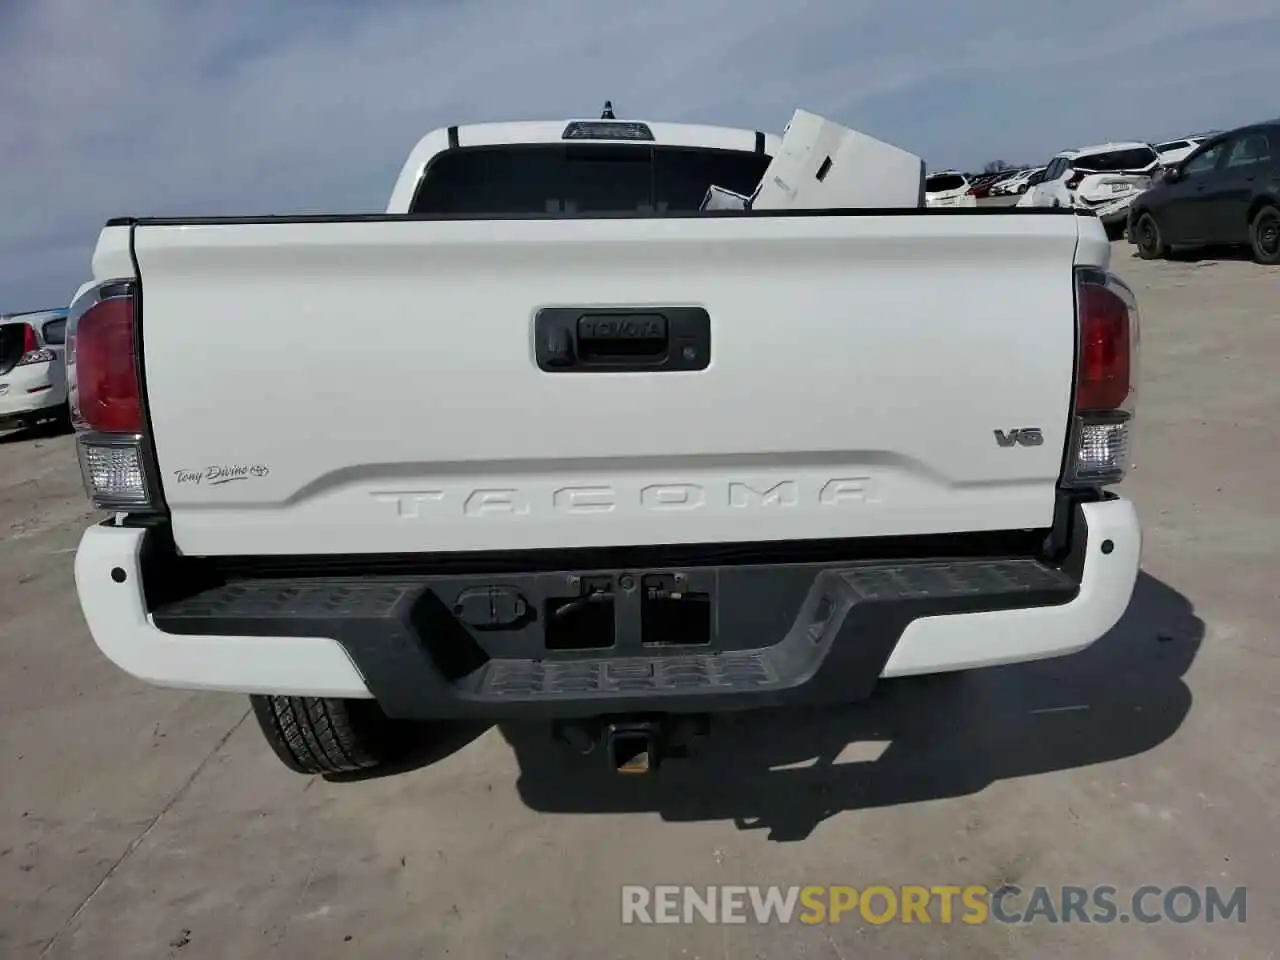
(1128, 121, 1280, 264)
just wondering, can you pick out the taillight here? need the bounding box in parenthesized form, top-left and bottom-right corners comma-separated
(1065, 170, 1086, 191)
(1064, 269, 1139, 487)
(72, 296, 141, 432)
(1076, 284, 1130, 411)
(67, 279, 159, 511)
(15, 323, 55, 366)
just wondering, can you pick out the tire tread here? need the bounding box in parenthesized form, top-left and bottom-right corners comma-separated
(1249, 203, 1280, 265)
(251, 694, 395, 775)
(1135, 212, 1166, 260)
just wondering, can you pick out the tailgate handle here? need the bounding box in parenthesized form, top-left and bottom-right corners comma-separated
(535, 307, 710, 373)
(577, 314, 667, 360)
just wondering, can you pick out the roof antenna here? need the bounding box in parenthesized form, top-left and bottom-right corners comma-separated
(600, 100, 616, 120)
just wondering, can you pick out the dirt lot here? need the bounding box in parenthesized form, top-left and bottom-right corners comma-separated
(2, 243, 1277, 959)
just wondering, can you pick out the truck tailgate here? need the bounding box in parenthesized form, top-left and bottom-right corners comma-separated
(132, 213, 1081, 556)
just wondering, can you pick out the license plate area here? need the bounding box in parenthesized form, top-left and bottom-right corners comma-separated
(641, 574, 712, 648)
(436, 567, 720, 659)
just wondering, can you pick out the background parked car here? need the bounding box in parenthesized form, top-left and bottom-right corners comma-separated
(982, 170, 1017, 195)
(1018, 142, 1160, 237)
(964, 172, 1006, 199)
(1155, 135, 1210, 167)
(1129, 121, 1280, 264)
(993, 166, 1042, 195)
(924, 170, 978, 207)
(0, 308, 71, 433)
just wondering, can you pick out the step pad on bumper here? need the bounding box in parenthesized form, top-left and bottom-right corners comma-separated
(151, 557, 1077, 718)
(155, 581, 419, 620)
(479, 653, 775, 698)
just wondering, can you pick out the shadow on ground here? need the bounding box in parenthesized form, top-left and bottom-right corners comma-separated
(496, 572, 1201, 841)
(0, 420, 69, 445)
(0, 426, 43, 445)
(1124, 244, 1256, 264)
(326, 719, 492, 783)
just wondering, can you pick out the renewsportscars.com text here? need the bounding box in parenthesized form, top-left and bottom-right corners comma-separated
(621, 884, 1247, 926)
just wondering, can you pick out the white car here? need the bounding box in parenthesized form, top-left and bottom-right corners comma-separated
(69, 114, 1139, 778)
(1154, 136, 1209, 167)
(993, 167, 1043, 195)
(924, 171, 977, 207)
(984, 170, 1022, 195)
(1019, 142, 1160, 236)
(0, 309, 71, 433)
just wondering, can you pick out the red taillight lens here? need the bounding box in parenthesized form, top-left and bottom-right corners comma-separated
(1065, 171, 1086, 190)
(22, 323, 38, 354)
(74, 295, 142, 433)
(1076, 283, 1131, 411)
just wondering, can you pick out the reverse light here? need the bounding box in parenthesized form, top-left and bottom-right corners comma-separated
(67, 279, 160, 511)
(1064, 269, 1139, 487)
(78, 436, 151, 508)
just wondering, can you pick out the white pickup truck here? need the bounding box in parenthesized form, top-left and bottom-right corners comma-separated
(70, 116, 1141, 776)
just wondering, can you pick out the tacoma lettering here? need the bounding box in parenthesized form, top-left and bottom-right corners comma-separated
(373, 477, 875, 518)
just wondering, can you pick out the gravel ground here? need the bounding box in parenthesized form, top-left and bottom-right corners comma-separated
(1, 241, 1276, 959)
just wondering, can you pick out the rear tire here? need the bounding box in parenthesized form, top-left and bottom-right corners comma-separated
(1134, 213, 1167, 260)
(251, 695, 410, 775)
(1249, 204, 1280, 265)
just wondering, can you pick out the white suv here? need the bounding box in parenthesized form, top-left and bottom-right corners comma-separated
(0, 309, 71, 433)
(1154, 136, 1209, 167)
(924, 171, 977, 207)
(1019, 142, 1160, 237)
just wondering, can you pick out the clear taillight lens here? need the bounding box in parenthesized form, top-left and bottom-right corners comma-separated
(77, 435, 151, 508)
(1066, 411, 1131, 485)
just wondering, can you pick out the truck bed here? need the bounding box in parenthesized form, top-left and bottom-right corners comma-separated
(108, 208, 1096, 557)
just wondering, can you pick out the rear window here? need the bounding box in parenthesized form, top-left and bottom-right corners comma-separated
(1155, 140, 1189, 152)
(410, 144, 771, 216)
(1072, 147, 1158, 172)
(42, 318, 67, 345)
(925, 174, 966, 192)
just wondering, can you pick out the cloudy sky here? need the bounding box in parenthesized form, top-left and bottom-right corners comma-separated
(2, 0, 1278, 307)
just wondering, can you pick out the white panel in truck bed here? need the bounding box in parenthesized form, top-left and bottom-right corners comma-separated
(750, 109, 925, 209)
